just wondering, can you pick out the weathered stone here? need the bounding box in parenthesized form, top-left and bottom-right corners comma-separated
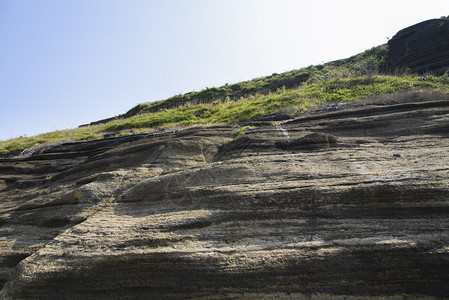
(388, 18, 449, 74)
(276, 132, 338, 150)
(0, 99, 449, 299)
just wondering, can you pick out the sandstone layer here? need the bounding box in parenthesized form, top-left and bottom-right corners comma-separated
(0, 97, 449, 299)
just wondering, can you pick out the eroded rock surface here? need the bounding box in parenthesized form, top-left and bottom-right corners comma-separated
(388, 18, 449, 74)
(0, 99, 449, 299)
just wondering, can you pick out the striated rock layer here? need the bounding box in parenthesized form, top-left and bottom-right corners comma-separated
(1, 97, 449, 299)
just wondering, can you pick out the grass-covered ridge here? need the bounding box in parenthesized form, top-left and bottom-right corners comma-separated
(1, 44, 449, 156)
(102, 75, 449, 132)
(124, 44, 390, 116)
(0, 128, 103, 156)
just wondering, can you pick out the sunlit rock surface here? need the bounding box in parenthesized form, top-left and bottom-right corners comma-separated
(1, 97, 449, 299)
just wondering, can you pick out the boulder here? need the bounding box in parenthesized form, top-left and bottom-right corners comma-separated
(388, 18, 449, 74)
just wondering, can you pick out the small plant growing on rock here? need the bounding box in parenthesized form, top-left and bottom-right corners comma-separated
(234, 126, 253, 139)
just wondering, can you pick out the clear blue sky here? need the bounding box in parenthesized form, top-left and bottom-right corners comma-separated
(1, 0, 448, 140)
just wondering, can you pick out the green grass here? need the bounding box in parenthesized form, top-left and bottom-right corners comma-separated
(0, 127, 102, 156)
(100, 75, 449, 132)
(122, 44, 390, 116)
(2, 43, 449, 156)
(2, 74, 448, 156)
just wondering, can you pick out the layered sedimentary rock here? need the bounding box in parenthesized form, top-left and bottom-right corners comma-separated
(388, 18, 449, 74)
(0, 97, 449, 299)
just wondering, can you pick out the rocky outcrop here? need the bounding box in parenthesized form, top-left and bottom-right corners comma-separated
(388, 18, 449, 74)
(1, 97, 449, 299)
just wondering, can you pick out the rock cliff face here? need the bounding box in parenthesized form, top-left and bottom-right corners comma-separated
(1, 96, 449, 299)
(388, 18, 449, 74)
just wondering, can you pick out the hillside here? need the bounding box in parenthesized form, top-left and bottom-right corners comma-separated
(0, 18, 449, 299)
(1, 18, 449, 156)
